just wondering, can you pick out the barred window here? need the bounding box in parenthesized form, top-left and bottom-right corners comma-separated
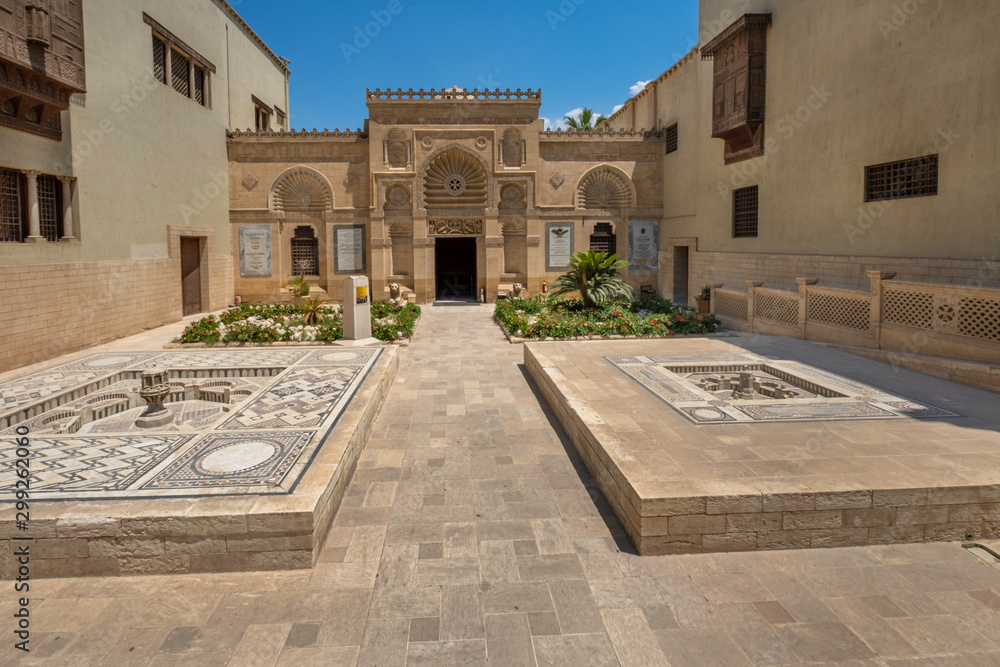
(255, 105, 270, 131)
(0, 168, 23, 243)
(152, 36, 166, 84)
(733, 185, 758, 238)
(291, 226, 319, 276)
(37, 175, 60, 242)
(171, 48, 190, 97)
(665, 124, 678, 154)
(589, 222, 616, 255)
(865, 154, 938, 202)
(193, 67, 205, 106)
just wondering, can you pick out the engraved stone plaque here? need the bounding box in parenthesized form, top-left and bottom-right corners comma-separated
(545, 222, 575, 271)
(334, 225, 366, 274)
(628, 220, 658, 269)
(239, 225, 271, 276)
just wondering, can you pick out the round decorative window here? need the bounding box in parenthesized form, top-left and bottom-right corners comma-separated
(446, 175, 467, 196)
(387, 186, 409, 206)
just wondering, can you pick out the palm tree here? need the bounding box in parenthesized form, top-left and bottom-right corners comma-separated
(551, 251, 633, 308)
(563, 107, 608, 131)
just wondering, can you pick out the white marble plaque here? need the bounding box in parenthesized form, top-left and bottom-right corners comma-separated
(335, 225, 365, 274)
(239, 225, 271, 276)
(545, 222, 575, 271)
(629, 220, 658, 269)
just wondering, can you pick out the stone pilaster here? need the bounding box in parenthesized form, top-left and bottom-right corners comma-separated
(59, 176, 75, 241)
(745, 281, 762, 333)
(795, 277, 818, 339)
(867, 270, 896, 347)
(22, 170, 44, 243)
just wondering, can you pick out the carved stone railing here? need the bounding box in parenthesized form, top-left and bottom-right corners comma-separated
(540, 128, 664, 139)
(712, 273, 1000, 364)
(365, 87, 540, 101)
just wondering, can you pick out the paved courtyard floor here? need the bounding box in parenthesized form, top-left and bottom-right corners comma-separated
(3, 305, 1000, 665)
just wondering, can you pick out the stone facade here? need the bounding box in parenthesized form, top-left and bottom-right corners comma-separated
(228, 89, 665, 304)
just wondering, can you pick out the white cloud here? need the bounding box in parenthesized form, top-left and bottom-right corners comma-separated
(612, 104, 624, 113)
(629, 80, 652, 97)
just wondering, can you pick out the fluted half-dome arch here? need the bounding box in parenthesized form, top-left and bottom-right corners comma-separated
(576, 166, 634, 210)
(423, 146, 488, 209)
(269, 167, 333, 213)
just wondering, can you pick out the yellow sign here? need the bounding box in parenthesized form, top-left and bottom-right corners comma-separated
(356, 285, 368, 304)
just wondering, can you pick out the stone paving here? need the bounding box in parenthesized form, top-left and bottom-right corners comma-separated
(2, 305, 1000, 665)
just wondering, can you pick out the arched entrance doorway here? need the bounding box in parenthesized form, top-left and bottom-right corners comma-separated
(435, 236, 477, 299)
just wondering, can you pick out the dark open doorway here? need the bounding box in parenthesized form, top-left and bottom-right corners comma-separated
(673, 245, 689, 305)
(435, 237, 477, 300)
(181, 237, 202, 315)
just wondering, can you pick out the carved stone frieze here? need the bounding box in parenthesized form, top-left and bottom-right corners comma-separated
(428, 219, 483, 236)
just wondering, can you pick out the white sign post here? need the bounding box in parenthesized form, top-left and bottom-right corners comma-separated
(336, 275, 379, 346)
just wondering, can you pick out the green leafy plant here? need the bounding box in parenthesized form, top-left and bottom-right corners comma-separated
(300, 296, 325, 325)
(287, 276, 310, 298)
(551, 250, 633, 308)
(697, 285, 712, 301)
(563, 107, 608, 130)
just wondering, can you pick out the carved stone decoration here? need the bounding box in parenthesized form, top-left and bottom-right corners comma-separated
(385, 184, 411, 209)
(422, 146, 489, 209)
(344, 174, 359, 186)
(501, 218, 524, 235)
(475, 136, 488, 150)
(577, 167, 633, 209)
(270, 168, 333, 213)
(550, 172, 565, 189)
(701, 14, 772, 164)
(388, 221, 411, 236)
(933, 294, 959, 334)
(428, 219, 483, 236)
(421, 137, 434, 150)
(501, 128, 524, 167)
(241, 173, 259, 192)
(384, 127, 411, 168)
(498, 183, 525, 209)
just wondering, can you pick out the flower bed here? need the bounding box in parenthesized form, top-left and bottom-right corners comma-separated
(177, 301, 421, 345)
(494, 294, 720, 340)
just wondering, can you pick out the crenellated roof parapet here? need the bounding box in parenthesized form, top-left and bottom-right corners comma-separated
(366, 87, 540, 101)
(540, 127, 664, 140)
(227, 128, 368, 139)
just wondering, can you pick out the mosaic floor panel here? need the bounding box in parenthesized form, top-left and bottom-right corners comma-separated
(0, 348, 381, 499)
(606, 353, 960, 424)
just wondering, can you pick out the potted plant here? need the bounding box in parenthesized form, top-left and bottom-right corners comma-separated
(695, 285, 712, 314)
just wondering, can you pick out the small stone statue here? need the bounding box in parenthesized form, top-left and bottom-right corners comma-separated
(512, 283, 523, 298)
(389, 282, 404, 305)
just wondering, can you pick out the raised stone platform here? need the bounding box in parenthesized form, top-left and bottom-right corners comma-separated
(0, 347, 398, 577)
(525, 336, 1000, 555)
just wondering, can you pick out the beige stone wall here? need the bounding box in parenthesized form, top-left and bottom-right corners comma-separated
(609, 0, 1000, 295)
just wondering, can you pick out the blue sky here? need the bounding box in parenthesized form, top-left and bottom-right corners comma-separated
(230, 0, 699, 131)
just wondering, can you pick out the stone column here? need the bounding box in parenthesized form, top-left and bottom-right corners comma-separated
(745, 281, 762, 333)
(164, 41, 173, 87)
(22, 170, 44, 243)
(795, 277, 819, 339)
(867, 270, 896, 349)
(59, 176, 75, 241)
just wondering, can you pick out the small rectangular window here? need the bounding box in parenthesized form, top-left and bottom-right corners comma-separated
(152, 37, 166, 84)
(0, 168, 23, 243)
(733, 185, 758, 238)
(865, 154, 938, 202)
(37, 175, 60, 242)
(275, 106, 286, 129)
(665, 123, 678, 154)
(171, 49, 190, 97)
(193, 67, 205, 106)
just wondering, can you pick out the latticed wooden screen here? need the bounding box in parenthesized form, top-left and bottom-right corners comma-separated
(171, 49, 190, 97)
(807, 292, 871, 331)
(714, 290, 749, 321)
(291, 238, 319, 276)
(733, 185, 758, 237)
(194, 67, 205, 106)
(37, 175, 59, 241)
(883, 289, 934, 329)
(0, 168, 23, 243)
(958, 297, 1000, 341)
(152, 37, 166, 84)
(866, 154, 938, 202)
(665, 124, 678, 154)
(589, 223, 615, 254)
(754, 290, 798, 324)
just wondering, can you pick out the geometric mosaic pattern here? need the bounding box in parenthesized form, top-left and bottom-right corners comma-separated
(606, 354, 960, 425)
(142, 431, 315, 490)
(0, 434, 196, 493)
(0, 347, 382, 499)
